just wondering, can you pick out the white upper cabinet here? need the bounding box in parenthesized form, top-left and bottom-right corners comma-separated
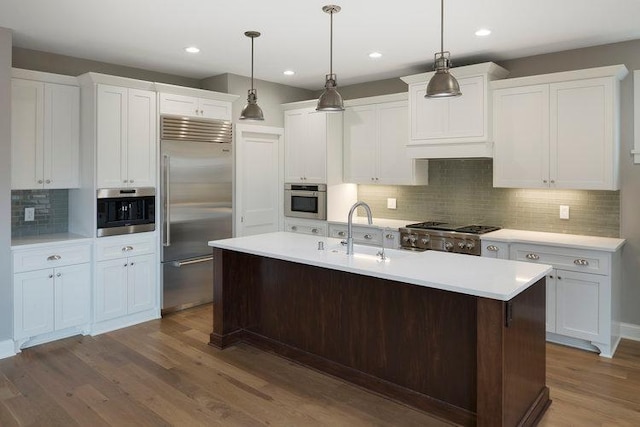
(96, 84, 156, 188)
(492, 65, 628, 190)
(11, 73, 79, 190)
(343, 94, 428, 185)
(400, 62, 509, 159)
(158, 93, 232, 121)
(284, 106, 340, 184)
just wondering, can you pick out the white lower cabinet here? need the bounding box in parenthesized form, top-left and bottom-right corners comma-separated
(284, 218, 328, 237)
(13, 242, 91, 349)
(94, 234, 158, 330)
(480, 240, 509, 259)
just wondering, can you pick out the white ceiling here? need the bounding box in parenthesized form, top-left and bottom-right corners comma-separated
(1, 0, 640, 90)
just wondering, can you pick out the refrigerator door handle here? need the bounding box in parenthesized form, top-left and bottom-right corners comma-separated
(173, 256, 214, 267)
(163, 154, 171, 247)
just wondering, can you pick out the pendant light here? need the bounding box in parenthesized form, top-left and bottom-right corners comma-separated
(317, 5, 344, 111)
(425, 0, 461, 98)
(239, 31, 264, 121)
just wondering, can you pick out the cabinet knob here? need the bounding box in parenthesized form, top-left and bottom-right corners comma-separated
(122, 246, 134, 252)
(129, 180, 134, 183)
(385, 233, 394, 239)
(543, 180, 548, 184)
(124, 263, 128, 267)
(56, 272, 61, 277)
(375, 177, 379, 181)
(38, 179, 43, 184)
(574, 259, 589, 266)
(49, 274, 54, 279)
(486, 245, 499, 252)
(130, 262, 134, 266)
(337, 231, 346, 237)
(557, 276, 562, 280)
(291, 226, 298, 231)
(364, 234, 373, 240)
(123, 180, 128, 183)
(47, 255, 62, 261)
(525, 253, 540, 260)
(550, 180, 555, 184)
(312, 228, 319, 233)
(45, 179, 51, 184)
(549, 275, 554, 279)
(371, 177, 375, 181)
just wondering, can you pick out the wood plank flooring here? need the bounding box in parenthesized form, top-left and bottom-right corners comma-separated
(0, 304, 639, 426)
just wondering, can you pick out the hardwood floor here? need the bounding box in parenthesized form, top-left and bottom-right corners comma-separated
(0, 304, 639, 426)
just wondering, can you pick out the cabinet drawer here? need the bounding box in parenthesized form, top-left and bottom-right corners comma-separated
(510, 243, 609, 275)
(329, 225, 382, 245)
(285, 220, 328, 237)
(13, 243, 91, 273)
(96, 234, 155, 261)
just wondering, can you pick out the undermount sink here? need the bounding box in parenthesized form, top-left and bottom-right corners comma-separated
(323, 242, 410, 262)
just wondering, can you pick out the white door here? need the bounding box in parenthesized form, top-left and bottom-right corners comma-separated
(235, 124, 284, 237)
(54, 263, 90, 330)
(126, 89, 156, 187)
(377, 101, 413, 184)
(95, 258, 128, 322)
(14, 269, 55, 339)
(45, 83, 79, 189)
(127, 254, 155, 314)
(493, 84, 550, 188)
(11, 79, 44, 189)
(97, 85, 127, 188)
(344, 105, 377, 184)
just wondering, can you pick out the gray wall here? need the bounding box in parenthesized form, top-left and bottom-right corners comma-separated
(0, 27, 12, 341)
(201, 73, 314, 127)
(13, 47, 200, 87)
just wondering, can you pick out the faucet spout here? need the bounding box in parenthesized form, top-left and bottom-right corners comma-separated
(347, 201, 373, 255)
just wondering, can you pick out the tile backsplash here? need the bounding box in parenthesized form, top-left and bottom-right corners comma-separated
(358, 159, 620, 238)
(11, 190, 69, 237)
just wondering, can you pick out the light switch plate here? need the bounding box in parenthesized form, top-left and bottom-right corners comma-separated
(387, 198, 397, 209)
(24, 207, 35, 222)
(559, 205, 570, 220)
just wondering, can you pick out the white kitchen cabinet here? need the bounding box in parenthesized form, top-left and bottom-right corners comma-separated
(492, 65, 627, 190)
(159, 92, 232, 121)
(328, 223, 382, 246)
(11, 77, 79, 189)
(284, 218, 328, 237)
(284, 107, 331, 183)
(94, 234, 157, 324)
(12, 242, 91, 348)
(96, 85, 156, 188)
(343, 95, 428, 185)
(400, 62, 509, 158)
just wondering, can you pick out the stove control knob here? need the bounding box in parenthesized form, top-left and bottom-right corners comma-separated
(409, 236, 417, 244)
(420, 237, 429, 245)
(457, 242, 466, 249)
(402, 235, 410, 242)
(466, 242, 475, 250)
(444, 241, 454, 251)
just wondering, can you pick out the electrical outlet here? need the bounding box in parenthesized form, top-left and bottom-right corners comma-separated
(559, 205, 570, 220)
(24, 207, 35, 222)
(387, 198, 397, 209)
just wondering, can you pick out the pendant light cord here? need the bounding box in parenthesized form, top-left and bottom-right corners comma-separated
(329, 9, 334, 75)
(440, 0, 444, 55)
(251, 36, 255, 90)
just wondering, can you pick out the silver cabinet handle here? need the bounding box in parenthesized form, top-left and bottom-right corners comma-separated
(38, 179, 43, 184)
(56, 272, 61, 277)
(311, 228, 319, 234)
(525, 253, 540, 260)
(385, 233, 395, 239)
(173, 256, 213, 267)
(364, 234, 373, 240)
(122, 246, 134, 252)
(486, 245, 499, 252)
(47, 255, 62, 261)
(291, 226, 298, 231)
(163, 154, 171, 247)
(337, 231, 346, 237)
(574, 259, 589, 266)
(48, 274, 54, 279)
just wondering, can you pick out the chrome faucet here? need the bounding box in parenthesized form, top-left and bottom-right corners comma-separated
(347, 201, 373, 255)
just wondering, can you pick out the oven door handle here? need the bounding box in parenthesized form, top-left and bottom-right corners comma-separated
(163, 154, 171, 247)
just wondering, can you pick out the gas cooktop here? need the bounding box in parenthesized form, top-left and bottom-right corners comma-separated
(405, 222, 501, 235)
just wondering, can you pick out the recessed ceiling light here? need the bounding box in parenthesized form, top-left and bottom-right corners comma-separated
(369, 52, 383, 59)
(185, 46, 200, 53)
(283, 70, 295, 76)
(475, 29, 491, 37)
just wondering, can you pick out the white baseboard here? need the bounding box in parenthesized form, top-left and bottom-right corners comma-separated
(620, 323, 640, 342)
(0, 339, 16, 360)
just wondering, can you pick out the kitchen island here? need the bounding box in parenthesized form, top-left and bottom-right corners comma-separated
(208, 232, 552, 426)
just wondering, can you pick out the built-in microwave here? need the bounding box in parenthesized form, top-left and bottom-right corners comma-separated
(96, 188, 156, 237)
(284, 183, 327, 220)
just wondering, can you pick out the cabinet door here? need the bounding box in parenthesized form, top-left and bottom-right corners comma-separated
(11, 79, 44, 189)
(550, 77, 615, 190)
(158, 93, 200, 117)
(480, 241, 509, 259)
(126, 89, 156, 187)
(344, 105, 377, 183)
(493, 84, 550, 188)
(54, 263, 90, 330)
(127, 253, 155, 314)
(97, 85, 127, 188)
(546, 272, 557, 333)
(555, 270, 607, 342)
(44, 83, 80, 189)
(95, 258, 128, 321)
(284, 109, 308, 183)
(14, 269, 55, 339)
(303, 111, 328, 183)
(377, 101, 414, 184)
(199, 98, 232, 121)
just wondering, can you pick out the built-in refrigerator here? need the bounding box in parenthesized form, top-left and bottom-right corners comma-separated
(160, 116, 232, 313)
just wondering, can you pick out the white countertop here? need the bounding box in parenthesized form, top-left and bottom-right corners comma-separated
(481, 229, 625, 252)
(11, 233, 92, 250)
(328, 217, 420, 230)
(209, 232, 551, 301)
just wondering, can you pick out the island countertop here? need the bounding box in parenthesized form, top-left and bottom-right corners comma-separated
(209, 231, 552, 301)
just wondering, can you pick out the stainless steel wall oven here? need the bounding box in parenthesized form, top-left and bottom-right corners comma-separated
(284, 183, 327, 220)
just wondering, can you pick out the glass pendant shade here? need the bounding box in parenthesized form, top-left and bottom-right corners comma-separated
(239, 31, 264, 121)
(317, 73, 344, 111)
(425, 52, 461, 98)
(425, 0, 462, 99)
(317, 5, 344, 111)
(240, 89, 264, 120)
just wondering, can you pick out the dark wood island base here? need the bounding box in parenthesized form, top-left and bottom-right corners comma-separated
(209, 248, 551, 426)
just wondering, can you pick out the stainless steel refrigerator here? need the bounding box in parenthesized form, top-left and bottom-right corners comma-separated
(160, 116, 232, 313)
